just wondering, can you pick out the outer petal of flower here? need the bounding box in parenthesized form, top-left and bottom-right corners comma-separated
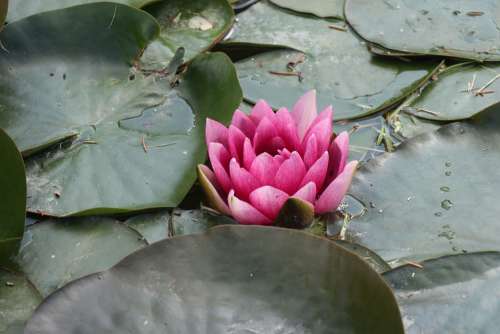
(208, 142, 232, 193)
(275, 107, 300, 151)
(242, 137, 256, 170)
(228, 190, 272, 225)
(250, 152, 280, 185)
(291, 90, 317, 141)
(250, 99, 275, 124)
(301, 151, 329, 191)
(315, 160, 358, 214)
(197, 165, 231, 215)
(275, 151, 306, 194)
(228, 125, 247, 163)
(303, 106, 332, 141)
(253, 116, 279, 154)
(229, 158, 260, 201)
(206, 118, 228, 147)
(249, 186, 289, 220)
(292, 182, 317, 204)
(231, 110, 256, 139)
(303, 134, 318, 168)
(301, 116, 332, 155)
(327, 131, 349, 183)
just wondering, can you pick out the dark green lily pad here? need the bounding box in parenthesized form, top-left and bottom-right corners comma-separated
(171, 208, 236, 236)
(335, 240, 391, 273)
(124, 210, 171, 244)
(229, 1, 438, 120)
(141, 0, 235, 69)
(0, 129, 25, 268)
(16, 217, 147, 297)
(348, 105, 500, 263)
(0, 269, 42, 334)
(407, 62, 500, 121)
(345, 0, 500, 61)
(6, 0, 157, 23)
(270, 0, 344, 19)
(0, 0, 7, 28)
(384, 252, 500, 333)
(25, 226, 404, 334)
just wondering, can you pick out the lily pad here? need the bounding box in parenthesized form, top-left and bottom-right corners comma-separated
(141, 0, 235, 69)
(16, 217, 147, 297)
(0, 0, 7, 28)
(345, 0, 500, 61)
(0, 269, 42, 334)
(335, 240, 391, 273)
(348, 105, 500, 263)
(229, 1, 438, 120)
(0, 4, 241, 217)
(384, 252, 500, 333)
(25, 226, 404, 334)
(0, 129, 25, 267)
(124, 210, 170, 244)
(6, 0, 157, 23)
(270, 0, 344, 19)
(407, 62, 500, 121)
(171, 208, 236, 236)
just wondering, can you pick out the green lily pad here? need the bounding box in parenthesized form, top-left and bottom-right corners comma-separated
(229, 1, 438, 120)
(0, 4, 241, 217)
(335, 240, 391, 273)
(270, 0, 344, 19)
(384, 252, 500, 333)
(0, 269, 42, 334)
(407, 62, 500, 121)
(348, 105, 500, 263)
(6, 0, 157, 23)
(0, 0, 7, 28)
(25, 226, 404, 333)
(171, 208, 236, 236)
(345, 0, 500, 61)
(141, 0, 235, 69)
(124, 210, 171, 244)
(0, 129, 25, 268)
(16, 217, 147, 297)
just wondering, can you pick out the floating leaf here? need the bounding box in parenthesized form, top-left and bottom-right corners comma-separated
(384, 252, 500, 333)
(25, 226, 404, 334)
(171, 208, 235, 236)
(270, 0, 344, 19)
(0, 129, 25, 268)
(6, 0, 157, 23)
(345, 0, 500, 61)
(348, 106, 500, 263)
(229, 1, 438, 120)
(0, 0, 7, 28)
(141, 0, 235, 69)
(335, 240, 391, 273)
(123, 210, 170, 244)
(0, 269, 42, 334)
(16, 217, 147, 297)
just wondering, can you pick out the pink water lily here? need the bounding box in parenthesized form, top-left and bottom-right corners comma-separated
(198, 90, 358, 226)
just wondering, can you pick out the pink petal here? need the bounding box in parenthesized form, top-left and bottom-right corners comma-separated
(249, 186, 289, 220)
(206, 119, 228, 147)
(327, 131, 349, 184)
(253, 116, 279, 155)
(301, 116, 332, 155)
(208, 143, 232, 193)
(291, 90, 317, 141)
(303, 106, 333, 140)
(228, 190, 272, 225)
(315, 160, 358, 214)
(242, 137, 256, 170)
(301, 151, 329, 191)
(275, 107, 300, 151)
(278, 148, 291, 159)
(275, 151, 306, 194)
(293, 182, 317, 204)
(303, 134, 319, 168)
(231, 110, 256, 139)
(250, 152, 280, 185)
(229, 158, 260, 201)
(228, 125, 247, 163)
(197, 165, 231, 215)
(250, 99, 275, 125)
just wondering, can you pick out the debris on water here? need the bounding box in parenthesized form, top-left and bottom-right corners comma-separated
(440, 186, 450, 192)
(445, 161, 452, 167)
(441, 199, 453, 210)
(434, 212, 443, 217)
(188, 16, 213, 31)
(466, 11, 484, 17)
(5, 281, 15, 287)
(378, 209, 384, 214)
(369, 201, 376, 208)
(407, 196, 414, 201)
(445, 171, 452, 176)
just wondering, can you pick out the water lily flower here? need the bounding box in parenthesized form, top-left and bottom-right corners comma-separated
(198, 90, 358, 226)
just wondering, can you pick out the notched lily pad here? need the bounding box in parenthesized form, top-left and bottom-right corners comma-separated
(0, 129, 25, 268)
(384, 252, 500, 333)
(348, 105, 500, 262)
(270, 0, 345, 19)
(230, 1, 438, 120)
(25, 226, 404, 334)
(345, 0, 500, 61)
